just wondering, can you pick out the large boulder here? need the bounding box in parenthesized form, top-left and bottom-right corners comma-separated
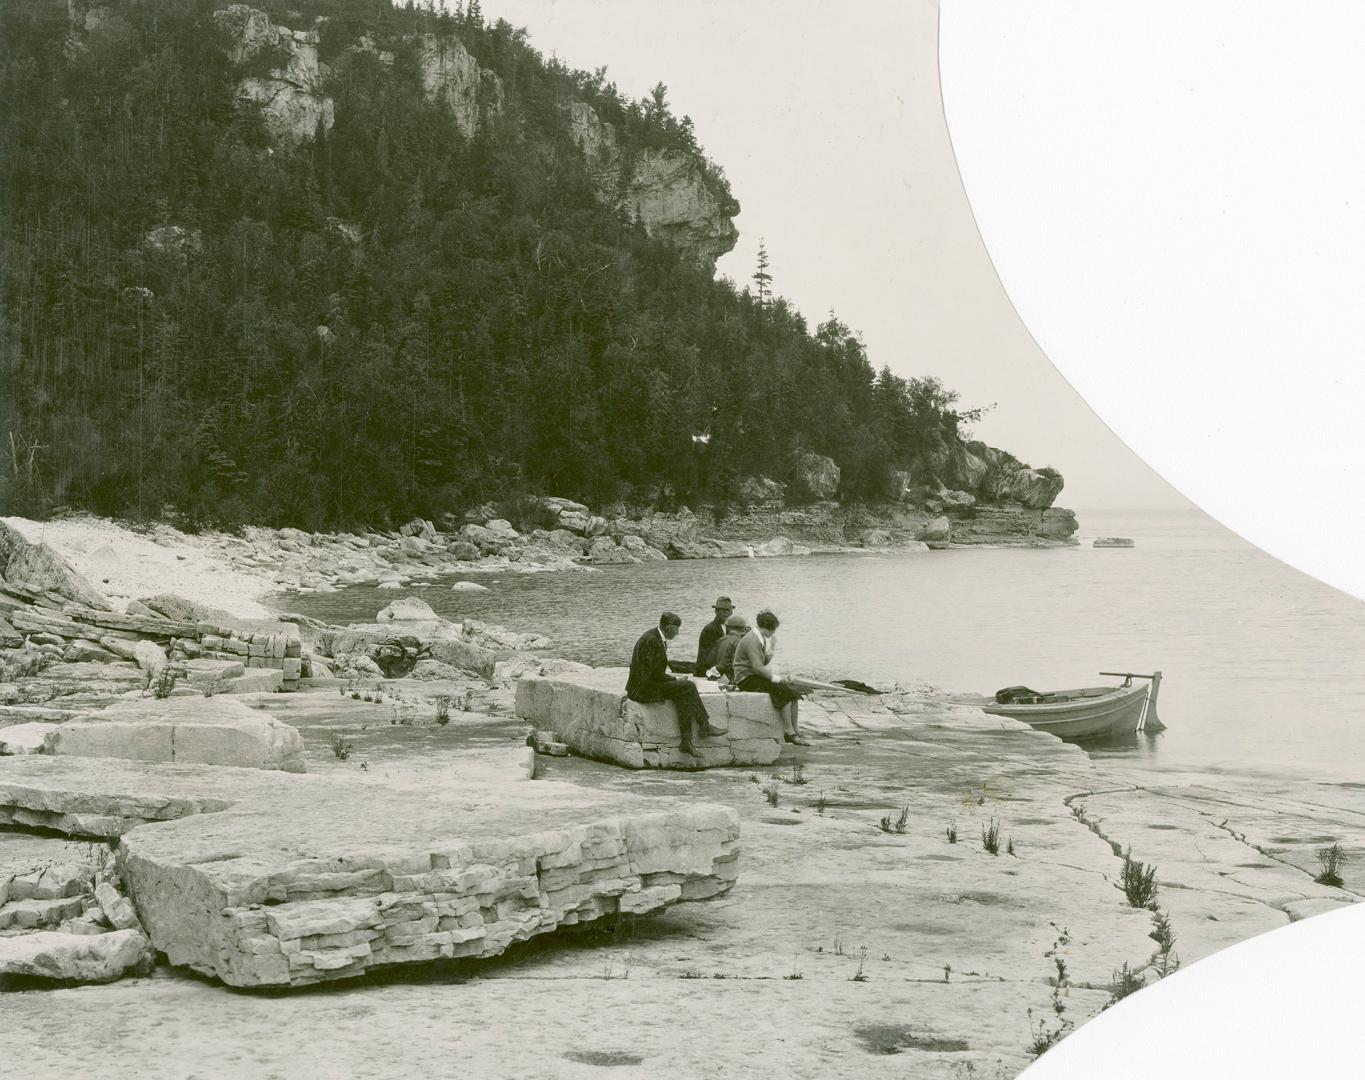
(0, 521, 110, 610)
(0, 755, 740, 988)
(997, 468, 1064, 510)
(0, 929, 152, 984)
(376, 597, 438, 623)
(736, 475, 787, 506)
(587, 537, 637, 565)
(790, 451, 841, 501)
(43, 697, 306, 772)
(515, 667, 784, 770)
(917, 516, 952, 543)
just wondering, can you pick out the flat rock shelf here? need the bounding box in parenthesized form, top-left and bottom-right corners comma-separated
(515, 667, 785, 769)
(0, 756, 740, 987)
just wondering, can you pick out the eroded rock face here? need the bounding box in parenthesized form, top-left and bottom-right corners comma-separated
(940, 441, 1065, 510)
(0, 755, 741, 987)
(564, 102, 739, 271)
(515, 667, 784, 770)
(213, 5, 333, 143)
(0, 521, 110, 610)
(415, 33, 503, 138)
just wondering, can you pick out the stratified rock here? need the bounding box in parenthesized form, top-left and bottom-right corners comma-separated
(44, 697, 305, 772)
(94, 881, 141, 931)
(0, 755, 740, 988)
(998, 468, 1064, 510)
(0, 520, 110, 610)
(398, 518, 437, 541)
(376, 597, 438, 622)
(406, 659, 464, 681)
(62, 638, 118, 664)
(0, 723, 53, 756)
(515, 667, 784, 770)
(752, 536, 809, 558)
(0, 929, 151, 984)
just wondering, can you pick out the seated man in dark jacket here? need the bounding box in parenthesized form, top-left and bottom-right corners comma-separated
(694, 594, 734, 674)
(627, 611, 722, 756)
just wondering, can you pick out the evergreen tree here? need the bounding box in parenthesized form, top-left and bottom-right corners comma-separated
(752, 239, 773, 307)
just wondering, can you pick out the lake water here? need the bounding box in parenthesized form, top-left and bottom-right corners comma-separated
(284, 509, 1365, 784)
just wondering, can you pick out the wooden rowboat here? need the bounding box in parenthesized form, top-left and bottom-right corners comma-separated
(975, 671, 1165, 740)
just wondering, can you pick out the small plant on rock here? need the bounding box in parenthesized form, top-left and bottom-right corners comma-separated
(1104, 963, 1145, 1009)
(434, 695, 452, 726)
(763, 784, 779, 808)
(943, 963, 952, 982)
(850, 945, 870, 983)
(1120, 847, 1159, 908)
(783, 971, 804, 981)
(201, 674, 224, 698)
(946, 822, 958, 844)
(1007, 835, 1016, 857)
(329, 730, 353, 761)
(1149, 909, 1180, 976)
(815, 791, 828, 815)
(981, 817, 1001, 855)
(150, 667, 178, 699)
(1315, 843, 1348, 888)
(787, 763, 808, 786)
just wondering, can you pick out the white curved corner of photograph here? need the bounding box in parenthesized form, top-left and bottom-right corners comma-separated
(1019, 901, 1365, 1079)
(941, 0, 1365, 604)
(941, 3, 1365, 1076)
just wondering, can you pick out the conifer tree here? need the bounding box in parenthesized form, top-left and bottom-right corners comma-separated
(752, 239, 773, 307)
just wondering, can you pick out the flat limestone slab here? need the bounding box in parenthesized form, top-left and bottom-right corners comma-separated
(0, 929, 151, 983)
(45, 697, 305, 772)
(515, 666, 783, 769)
(0, 755, 740, 987)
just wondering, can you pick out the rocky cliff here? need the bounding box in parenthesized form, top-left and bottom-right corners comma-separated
(205, 6, 736, 270)
(565, 101, 740, 270)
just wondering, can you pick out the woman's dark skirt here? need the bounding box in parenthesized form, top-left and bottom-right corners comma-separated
(737, 673, 799, 709)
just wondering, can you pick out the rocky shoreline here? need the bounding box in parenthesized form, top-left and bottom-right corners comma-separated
(4, 515, 1356, 1078)
(2, 492, 1077, 623)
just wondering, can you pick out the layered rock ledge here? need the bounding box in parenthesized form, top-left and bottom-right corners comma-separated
(516, 667, 784, 769)
(0, 756, 740, 987)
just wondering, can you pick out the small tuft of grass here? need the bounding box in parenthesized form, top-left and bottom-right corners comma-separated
(1007, 835, 1016, 857)
(815, 790, 828, 815)
(762, 784, 779, 808)
(1120, 847, 1159, 908)
(782, 971, 804, 981)
(945, 822, 958, 844)
(328, 730, 353, 761)
(148, 667, 178, 699)
(981, 817, 1001, 855)
(434, 695, 452, 726)
(1104, 962, 1144, 1008)
(1315, 843, 1348, 888)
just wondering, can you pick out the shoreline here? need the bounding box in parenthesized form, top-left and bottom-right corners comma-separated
(3, 503, 1078, 625)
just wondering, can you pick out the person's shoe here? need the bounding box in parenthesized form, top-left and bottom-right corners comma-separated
(697, 720, 724, 738)
(680, 741, 699, 756)
(784, 733, 811, 746)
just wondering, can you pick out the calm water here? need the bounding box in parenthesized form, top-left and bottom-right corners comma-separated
(285, 509, 1365, 783)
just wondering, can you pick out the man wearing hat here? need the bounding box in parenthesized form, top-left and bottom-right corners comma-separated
(695, 595, 735, 675)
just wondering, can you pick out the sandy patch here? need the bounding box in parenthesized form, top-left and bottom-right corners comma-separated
(3, 516, 278, 619)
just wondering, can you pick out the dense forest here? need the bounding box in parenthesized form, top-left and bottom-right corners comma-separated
(1, 0, 992, 531)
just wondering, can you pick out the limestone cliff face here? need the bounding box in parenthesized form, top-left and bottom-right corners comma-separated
(565, 101, 740, 272)
(213, 5, 333, 144)
(414, 34, 503, 139)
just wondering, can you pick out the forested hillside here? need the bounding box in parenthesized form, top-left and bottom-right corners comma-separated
(2, 0, 1011, 531)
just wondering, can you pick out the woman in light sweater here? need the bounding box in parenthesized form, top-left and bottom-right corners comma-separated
(732, 609, 809, 745)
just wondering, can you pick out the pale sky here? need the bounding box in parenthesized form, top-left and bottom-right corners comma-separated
(481, 0, 1188, 509)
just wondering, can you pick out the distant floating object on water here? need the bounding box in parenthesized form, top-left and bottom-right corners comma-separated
(451, 580, 490, 592)
(1093, 537, 1135, 548)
